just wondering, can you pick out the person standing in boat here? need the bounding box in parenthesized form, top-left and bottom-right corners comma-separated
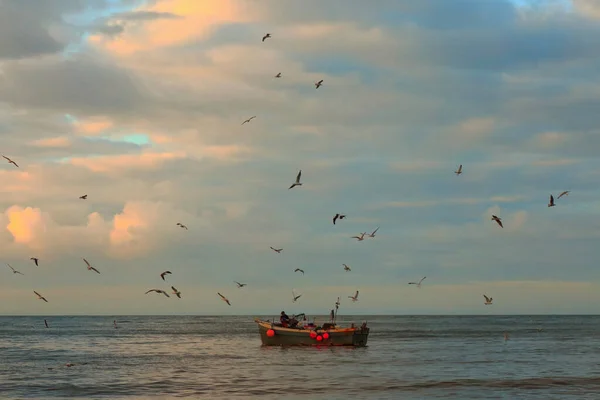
(280, 311, 290, 327)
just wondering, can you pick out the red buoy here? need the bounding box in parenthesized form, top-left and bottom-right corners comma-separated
(310, 331, 317, 338)
(322, 332, 330, 340)
(316, 335, 323, 341)
(266, 329, 275, 337)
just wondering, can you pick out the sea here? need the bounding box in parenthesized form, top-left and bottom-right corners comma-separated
(0, 315, 599, 399)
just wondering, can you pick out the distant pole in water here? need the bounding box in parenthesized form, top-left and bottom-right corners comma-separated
(333, 297, 340, 324)
(44, 319, 49, 329)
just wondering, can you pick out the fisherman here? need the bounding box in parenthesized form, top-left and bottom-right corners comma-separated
(280, 311, 290, 327)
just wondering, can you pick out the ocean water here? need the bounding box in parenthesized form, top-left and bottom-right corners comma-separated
(0, 315, 599, 399)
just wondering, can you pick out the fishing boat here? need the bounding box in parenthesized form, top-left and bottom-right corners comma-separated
(254, 315, 370, 347)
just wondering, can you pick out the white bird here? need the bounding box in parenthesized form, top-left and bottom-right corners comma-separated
(145, 289, 170, 298)
(262, 33, 271, 42)
(289, 170, 302, 189)
(7, 263, 24, 275)
(491, 215, 503, 228)
(234, 281, 247, 288)
(34, 291, 48, 302)
(315, 79, 323, 89)
(270, 246, 283, 253)
(408, 276, 426, 288)
(292, 289, 302, 302)
(367, 227, 379, 238)
(171, 286, 182, 298)
(275, 72, 282, 78)
(557, 191, 570, 200)
(351, 233, 366, 241)
(348, 291, 359, 302)
(548, 194, 555, 208)
(484, 295, 493, 305)
(294, 268, 304, 275)
(218, 292, 231, 306)
(343, 264, 351, 271)
(83, 258, 100, 274)
(2, 155, 19, 168)
(241, 116, 256, 125)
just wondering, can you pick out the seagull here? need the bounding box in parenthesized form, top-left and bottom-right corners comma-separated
(351, 233, 366, 241)
(333, 213, 346, 225)
(262, 33, 271, 42)
(218, 292, 231, 306)
(484, 295, 493, 305)
(30, 257, 39, 266)
(491, 215, 503, 228)
(348, 291, 359, 302)
(275, 72, 281, 78)
(408, 276, 426, 288)
(289, 170, 302, 189)
(241, 116, 256, 125)
(455, 164, 462, 175)
(270, 247, 283, 253)
(145, 289, 170, 298)
(294, 268, 304, 275)
(2, 155, 19, 168)
(548, 194, 555, 208)
(176, 222, 188, 230)
(34, 291, 48, 302)
(367, 227, 379, 238)
(234, 281, 247, 288)
(79, 194, 87, 200)
(315, 79, 323, 89)
(7, 264, 24, 275)
(343, 264, 351, 271)
(557, 191, 570, 200)
(292, 289, 302, 302)
(171, 286, 182, 298)
(160, 271, 172, 281)
(83, 258, 100, 274)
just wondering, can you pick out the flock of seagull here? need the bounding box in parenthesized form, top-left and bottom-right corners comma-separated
(2, 31, 576, 321)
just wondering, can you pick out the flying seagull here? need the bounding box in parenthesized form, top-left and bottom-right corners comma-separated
(2, 155, 19, 168)
(315, 79, 323, 89)
(292, 289, 302, 302)
(367, 227, 379, 238)
(160, 271, 172, 281)
(408, 276, 426, 288)
(30, 257, 39, 266)
(145, 289, 170, 298)
(34, 291, 48, 302)
(262, 33, 271, 42)
(455, 164, 462, 175)
(351, 233, 366, 241)
(484, 295, 493, 305)
(218, 292, 231, 306)
(176, 222, 188, 230)
(241, 116, 256, 125)
(289, 170, 302, 189)
(548, 194, 555, 208)
(234, 281, 247, 288)
(171, 286, 182, 298)
(333, 213, 346, 225)
(343, 264, 351, 271)
(348, 291, 359, 302)
(557, 191, 570, 200)
(294, 268, 304, 275)
(270, 246, 283, 253)
(491, 215, 503, 228)
(79, 195, 87, 200)
(44, 319, 49, 328)
(7, 263, 24, 275)
(83, 258, 100, 274)
(275, 72, 281, 78)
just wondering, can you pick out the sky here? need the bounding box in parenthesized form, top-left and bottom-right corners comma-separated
(1, 0, 600, 315)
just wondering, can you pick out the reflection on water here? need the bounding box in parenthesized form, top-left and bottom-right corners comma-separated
(1, 315, 599, 399)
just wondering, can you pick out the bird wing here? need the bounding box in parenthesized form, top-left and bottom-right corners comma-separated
(333, 214, 338, 224)
(91, 266, 100, 274)
(218, 292, 226, 300)
(34, 291, 41, 297)
(550, 194, 554, 203)
(145, 289, 157, 294)
(162, 291, 170, 297)
(171, 286, 177, 292)
(83, 258, 91, 267)
(458, 165, 462, 172)
(2, 155, 9, 162)
(296, 170, 302, 183)
(497, 220, 503, 228)
(483, 295, 491, 302)
(372, 227, 380, 235)
(420, 276, 426, 284)
(7, 263, 14, 271)
(355, 291, 359, 298)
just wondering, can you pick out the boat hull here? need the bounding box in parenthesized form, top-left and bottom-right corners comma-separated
(255, 319, 369, 347)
